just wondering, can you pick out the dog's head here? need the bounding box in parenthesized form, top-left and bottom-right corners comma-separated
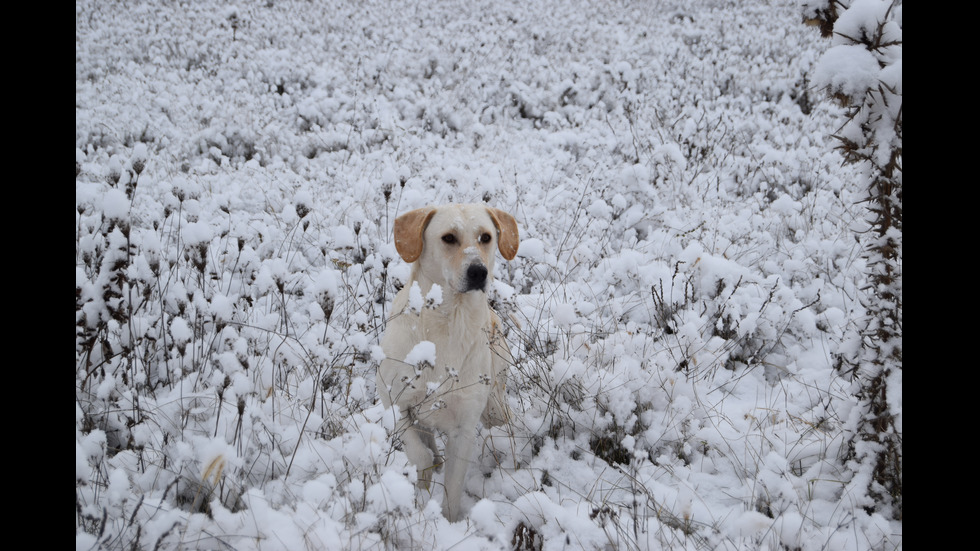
(393, 204, 519, 294)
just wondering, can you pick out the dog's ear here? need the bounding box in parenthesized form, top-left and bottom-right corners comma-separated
(487, 208, 519, 260)
(393, 206, 437, 263)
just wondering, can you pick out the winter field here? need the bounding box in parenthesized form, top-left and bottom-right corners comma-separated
(75, 0, 902, 550)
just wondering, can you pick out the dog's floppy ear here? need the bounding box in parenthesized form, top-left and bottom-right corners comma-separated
(393, 206, 437, 263)
(487, 207, 520, 260)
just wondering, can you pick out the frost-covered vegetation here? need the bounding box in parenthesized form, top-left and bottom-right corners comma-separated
(76, 0, 901, 549)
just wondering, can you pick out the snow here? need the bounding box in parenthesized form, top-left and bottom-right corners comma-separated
(168, 317, 192, 345)
(76, 0, 901, 549)
(831, 0, 901, 49)
(101, 188, 130, 221)
(408, 281, 425, 313)
(517, 237, 545, 262)
(812, 45, 880, 99)
(405, 341, 437, 368)
(426, 283, 444, 307)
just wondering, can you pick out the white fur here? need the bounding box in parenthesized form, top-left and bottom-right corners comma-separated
(377, 203, 517, 522)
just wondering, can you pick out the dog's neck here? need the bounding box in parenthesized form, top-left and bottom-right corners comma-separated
(403, 267, 492, 330)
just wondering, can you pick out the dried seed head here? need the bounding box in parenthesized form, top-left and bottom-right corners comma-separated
(296, 203, 311, 219)
(107, 165, 121, 186)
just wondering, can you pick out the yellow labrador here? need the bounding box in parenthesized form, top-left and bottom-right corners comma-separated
(377, 203, 519, 522)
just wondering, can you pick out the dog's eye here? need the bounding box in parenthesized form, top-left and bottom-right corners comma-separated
(479, 233, 492, 244)
(442, 234, 457, 244)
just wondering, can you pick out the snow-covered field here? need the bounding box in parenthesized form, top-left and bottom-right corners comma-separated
(75, 0, 901, 549)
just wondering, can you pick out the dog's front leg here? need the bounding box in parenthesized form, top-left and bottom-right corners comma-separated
(397, 418, 436, 490)
(441, 424, 478, 522)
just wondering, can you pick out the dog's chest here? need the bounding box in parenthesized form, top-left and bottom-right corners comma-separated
(383, 306, 494, 423)
(416, 309, 493, 383)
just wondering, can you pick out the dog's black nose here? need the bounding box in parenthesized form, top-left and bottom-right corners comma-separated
(464, 263, 488, 292)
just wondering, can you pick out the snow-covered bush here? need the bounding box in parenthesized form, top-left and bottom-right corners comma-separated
(802, 0, 902, 521)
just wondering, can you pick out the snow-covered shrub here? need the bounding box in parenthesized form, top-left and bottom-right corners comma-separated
(802, 0, 902, 522)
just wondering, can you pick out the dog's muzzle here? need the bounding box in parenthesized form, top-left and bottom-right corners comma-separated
(463, 263, 488, 292)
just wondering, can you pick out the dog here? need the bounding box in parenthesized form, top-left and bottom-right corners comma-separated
(377, 203, 519, 522)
